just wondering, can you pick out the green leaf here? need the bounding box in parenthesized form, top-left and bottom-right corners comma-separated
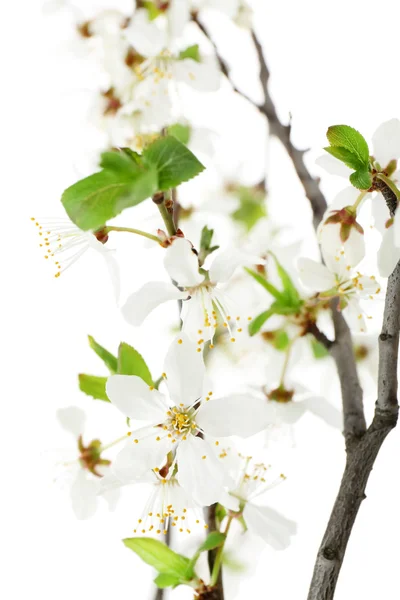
(118, 342, 153, 385)
(88, 335, 117, 373)
(123, 538, 191, 578)
(154, 574, 181, 589)
(200, 226, 214, 251)
(78, 374, 109, 402)
(231, 185, 267, 232)
(143, 136, 205, 191)
(245, 268, 284, 301)
(326, 125, 370, 167)
(168, 123, 191, 145)
(349, 168, 373, 190)
(248, 308, 276, 336)
(311, 338, 330, 359)
(263, 329, 290, 351)
(62, 151, 158, 230)
(270, 253, 302, 308)
(324, 146, 365, 171)
(196, 532, 226, 553)
(142, 1, 163, 20)
(179, 44, 201, 62)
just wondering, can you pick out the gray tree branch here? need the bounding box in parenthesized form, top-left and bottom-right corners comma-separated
(307, 262, 400, 600)
(194, 17, 400, 600)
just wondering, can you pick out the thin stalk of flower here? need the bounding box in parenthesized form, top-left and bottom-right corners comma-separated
(210, 515, 234, 586)
(99, 433, 131, 453)
(349, 190, 369, 212)
(105, 225, 161, 243)
(279, 336, 299, 387)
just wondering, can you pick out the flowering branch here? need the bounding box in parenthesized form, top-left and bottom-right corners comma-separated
(307, 261, 400, 600)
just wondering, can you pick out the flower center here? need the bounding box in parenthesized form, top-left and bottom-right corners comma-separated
(165, 406, 197, 438)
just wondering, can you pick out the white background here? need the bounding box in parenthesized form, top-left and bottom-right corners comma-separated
(2, 1, 400, 599)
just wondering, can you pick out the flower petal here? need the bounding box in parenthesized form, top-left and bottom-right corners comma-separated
(372, 119, 400, 166)
(163, 334, 205, 405)
(197, 395, 272, 438)
(344, 298, 366, 332)
(112, 432, 171, 482)
(243, 503, 296, 550)
(297, 258, 336, 292)
(302, 396, 342, 429)
(176, 436, 230, 505)
(106, 375, 168, 423)
(173, 58, 221, 92)
(315, 154, 352, 177)
(124, 9, 167, 57)
(344, 229, 365, 268)
(181, 290, 215, 342)
(122, 281, 187, 326)
(57, 406, 86, 437)
(209, 248, 264, 284)
(70, 470, 98, 520)
(164, 238, 204, 287)
(393, 208, 400, 248)
(378, 226, 400, 277)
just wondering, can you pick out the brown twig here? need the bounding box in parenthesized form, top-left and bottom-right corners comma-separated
(194, 17, 400, 600)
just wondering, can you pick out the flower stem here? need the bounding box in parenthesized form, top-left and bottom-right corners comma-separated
(99, 433, 130, 453)
(105, 226, 161, 244)
(210, 516, 234, 587)
(279, 336, 298, 387)
(350, 190, 368, 212)
(153, 191, 177, 236)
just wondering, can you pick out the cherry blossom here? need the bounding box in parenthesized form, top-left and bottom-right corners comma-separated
(105, 335, 272, 505)
(297, 257, 381, 332)
(56, 406, 119, 519)
(31, 217, 120, 297)
(122, 237, 264, 345)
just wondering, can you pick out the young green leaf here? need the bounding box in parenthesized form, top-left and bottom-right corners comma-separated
(143, 136, 205, 191)
(179, 44, 201, 62)
(200, 225, 214, 251)
(88, 335, 117, 373)
(248, 308, 276, 336)
(123, 538, 191, 578)
(154, 574, 181, 589)
(270, 253, 302, 308)
(231, 185, 267, 232)
(245, 268, 284, 301)
(142, 0, 163, 20)
(168, 123, 191, 145)
(326, 125, 370, 167)
(78, 374, 109, 402)
(311, 338, 330, 359)
(349, 169, 373, 190)
(62, 157, 158, 231)
(118, 343, 153, 385)
(324, 146, 365, 171)
(196, 532, 226, 553)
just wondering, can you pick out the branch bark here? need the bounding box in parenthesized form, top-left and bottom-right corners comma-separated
(194, 17, 400, 599)
(307, 262, 400, 600)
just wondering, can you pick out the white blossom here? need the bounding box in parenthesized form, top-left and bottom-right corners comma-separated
(297, 256, 381, 332)
(106, 335, 272, 505)
(220, 453, 296, 549)
(122, 237, 264, 344)
(31, 217, 120, 297)
(56, 407, 119, 519)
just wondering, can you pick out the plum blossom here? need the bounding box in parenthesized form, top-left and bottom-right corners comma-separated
(99, 470, 206, 536)
(105, 335, 272, 505)
(317, 187, 366, 269)
(317, 119, 400, 277)
(31, 217, 119, 298)
(122, 237, 264, 345)
(220, 453, 297, 549)
(56, 407, 119, 519)
(124, 9, 221, 95)
(297, 257, 381, 332)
